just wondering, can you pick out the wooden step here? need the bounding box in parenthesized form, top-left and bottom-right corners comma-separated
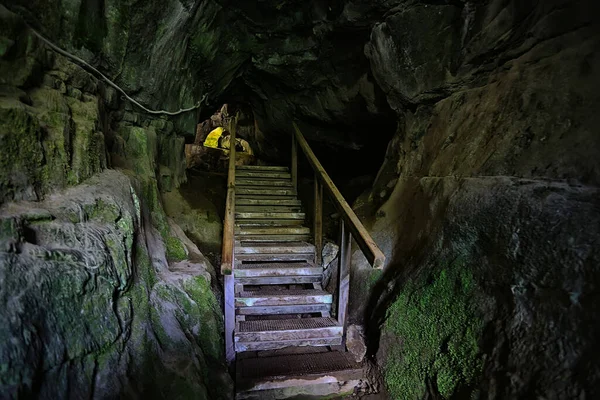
(235, 212, 305, 220)
(235, 219, 306, 226)
(236, 171, 291, 179)
(235, 205, 303, 213)
(235, 242, 314, 255)
(235, 263, 321, 278)
(236, 188, 296, 196)
(235, 276, 322, 285)
(237, 165, 289, 171)
(236, 289, 332, 307)
(235, 318, 342, 352)
(238, 234, 311, 242)
(236, 198, 301, 207)
(235, 226, 310, 235)
(236, 352, 362, 399)
(235, 179, 292, 187)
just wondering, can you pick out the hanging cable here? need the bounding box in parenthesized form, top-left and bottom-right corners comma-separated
(29, 27, 207, 116)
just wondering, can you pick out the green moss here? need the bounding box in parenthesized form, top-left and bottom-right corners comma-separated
(382, 257, 483, 399)
(182, 276, 224, 361)
(165, 236, 186, 262)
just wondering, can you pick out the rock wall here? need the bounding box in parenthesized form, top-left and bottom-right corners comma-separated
(0, 6, 231, 398)
(349, 0, 600, 398)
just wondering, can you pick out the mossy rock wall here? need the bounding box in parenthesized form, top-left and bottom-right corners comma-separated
(0, 170, 232, 399)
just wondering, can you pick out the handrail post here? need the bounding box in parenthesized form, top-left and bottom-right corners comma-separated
(338, 219, 351, 345)
(291, 132, 298, 194)
(314, 173, 323, 266)
(221, 113, 239, 367)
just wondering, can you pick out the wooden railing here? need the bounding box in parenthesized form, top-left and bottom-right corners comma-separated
(292, 122, 386, 332)
(221, 114, 238, 366)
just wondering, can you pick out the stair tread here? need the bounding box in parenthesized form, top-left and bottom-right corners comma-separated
(237, 165, 289, 171)
(236, 226, 310, 234)
(237, 262, 315, 270)
(236, 180, 293, 187)
(236, 199, 301, 206)
(236, 242, 315, 254)
(238, 317, 338, 333)
(237, 351, 360, 381)
(239, 289, 329, 297)
(235, 212, 305, 219)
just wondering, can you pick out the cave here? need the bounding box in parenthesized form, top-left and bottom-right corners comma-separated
(0, 0, 599, 399)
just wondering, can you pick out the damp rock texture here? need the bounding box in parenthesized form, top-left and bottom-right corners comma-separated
(0, 171, 232, 399)
(349, 0, 600, 398)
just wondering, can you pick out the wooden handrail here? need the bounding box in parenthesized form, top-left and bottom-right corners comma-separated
(292, 122, 386, 269)
(221, 115, 238, 275)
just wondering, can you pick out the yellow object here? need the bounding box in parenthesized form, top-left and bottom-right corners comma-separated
(221, 136, 254, 155)
(204, 127, 224, 149)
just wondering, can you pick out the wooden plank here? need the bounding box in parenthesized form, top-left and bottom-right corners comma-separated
(235, 171, 291, 179)
(235, 290, 332, 307)
(220, 114, 238, 276)
(235, 337, 342, 352)
(237, 165, 289, 171)
(235, 205, 303, 213)
(236, 187, 295, 196)
(236, 242, 315, 255)
(237, 380, 360, 400)
(236, 276, 321, 285)
(238, 234, 311, 242)
(338, 220, 351, 346)
(293, 123, 385, 269)
(236, 194, 297, 200)
(235, 253, 315, 263)
(235, 179, 293, 187)
(235, 212, 305, 220)
(236, 304, 332, 315)
(224, 274, 235, 366)
(291, 133, 298, 194)
(236, 198, 301, 206)
(235, 226, 310, 235)
(235, 263, 323, 278)
(235, 219, 305, 226)
(314, 174, 323, 266)
(235, 326, 342, 343)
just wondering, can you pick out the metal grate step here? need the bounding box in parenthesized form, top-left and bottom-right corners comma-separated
(239, 317, 337, 332)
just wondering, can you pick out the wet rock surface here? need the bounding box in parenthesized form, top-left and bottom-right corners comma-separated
(0, 171, 232, 399)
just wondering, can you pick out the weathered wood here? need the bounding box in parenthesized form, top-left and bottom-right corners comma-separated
(337, 219, 351, 346)
(235, 276, 321, 285)
(314, 173, 323, 266)
(237, 165, 289, 171)
(238, 234, 312, 242)
(236, 289, 332, 307)
(235, 219, 306, 226)
(235, 171, 292, 179)
(235, 226, 310, 235)
(236, 304, 332, 315)
(236, 194, 297, 200)
(235, 242, 315, 255)
(291, 133, 298, 194)
(234, 263, 323, 278)
(235, 337, 342, 352)
(235, 205, 303, 213)
(220, 114, 238, 276)
(293, 122, 386, 269)
(235, 253, 316, 263)
(235, 179, 293, 187)
(235, 198, 301, 206)
(224, 274, 235, 366)
(235, 318, 342, 342)
(236, 187, 296, 196)
(235, 212, 305, 220)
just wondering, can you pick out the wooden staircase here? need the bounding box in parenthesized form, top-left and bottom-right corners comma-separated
(221, 122, 385, 399)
